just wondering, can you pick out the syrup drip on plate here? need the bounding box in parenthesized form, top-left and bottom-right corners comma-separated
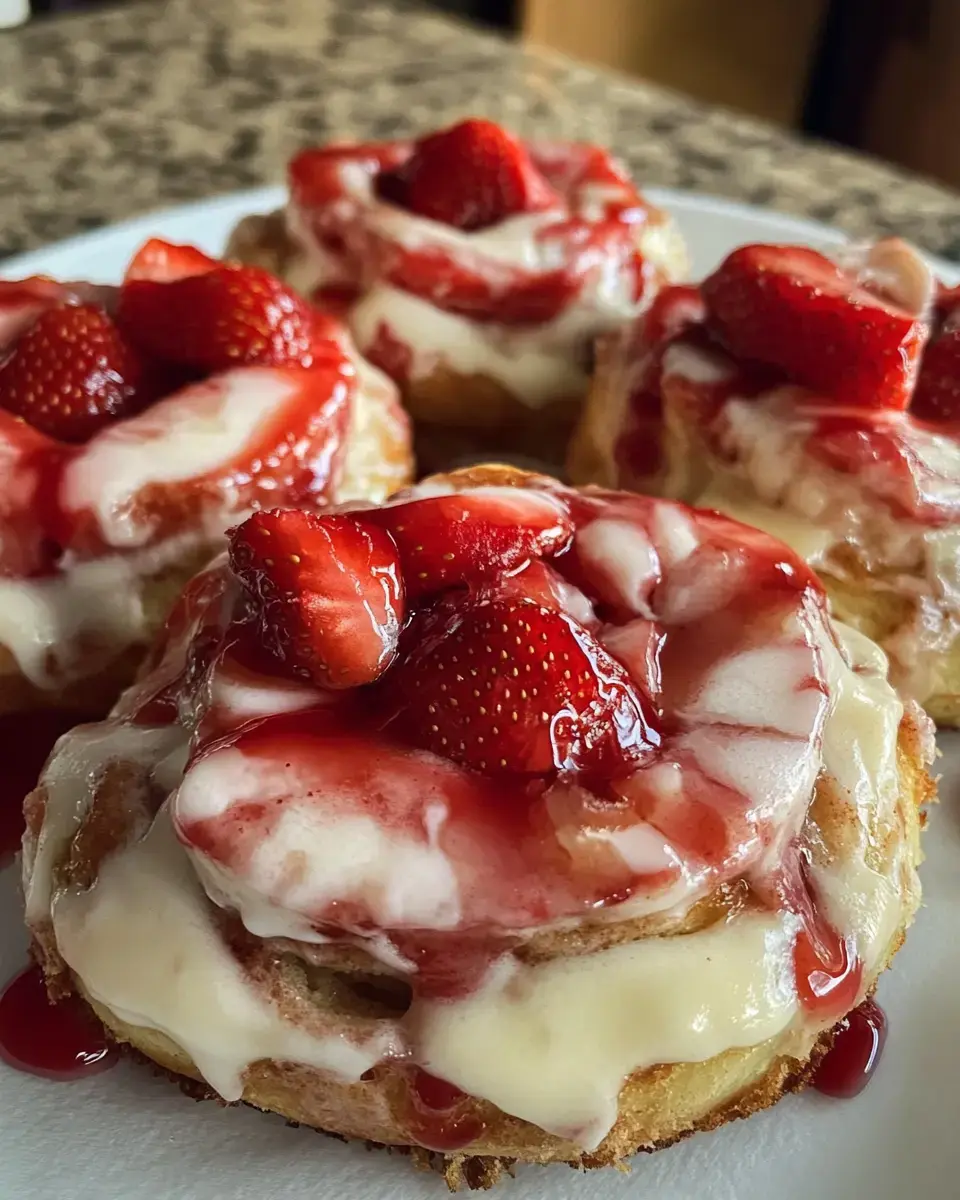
(0, 963, 119, 1080)
(0, 711, 91, 867)
(811, 998, 888, 1099)
(404, 1067, 487, 1152)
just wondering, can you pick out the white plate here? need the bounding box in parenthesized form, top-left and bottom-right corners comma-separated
(1, 191, 958, 1200)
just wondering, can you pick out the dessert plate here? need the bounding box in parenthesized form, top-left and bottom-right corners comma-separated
(1, 190, 958, 1200)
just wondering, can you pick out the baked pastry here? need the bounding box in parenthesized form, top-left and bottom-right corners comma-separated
(0, 239, 411, 712)
(22, 464, 932, 1186)
(225, 119, 688, 471)
(571, 237, 960, 722)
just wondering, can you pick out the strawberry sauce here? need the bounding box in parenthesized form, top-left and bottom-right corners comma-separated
(0, 710, 90, 867)
(403, 1068, 487, 1152)
(289, 124, 662, 331)
(811, 999, 887, 1099)
(0, 963, 118, 1080)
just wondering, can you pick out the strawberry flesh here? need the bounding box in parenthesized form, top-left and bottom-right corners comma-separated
(123, 238, 219, 284)
(229, 509, 404, 689)
(912, 312, 960, 423)
(117, 264, 325, 374)
(701, 243, 928, 410)
(367, 487, 574, 601)
(0, 302, 151, 443)
(383, 119, 559, 231)
(389, 594, 658, 776)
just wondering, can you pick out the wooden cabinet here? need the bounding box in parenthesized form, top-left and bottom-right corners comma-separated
(522, 0, 828, 125)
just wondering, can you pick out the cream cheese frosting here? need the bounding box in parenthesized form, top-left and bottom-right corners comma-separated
(21, 478, 926, 1151)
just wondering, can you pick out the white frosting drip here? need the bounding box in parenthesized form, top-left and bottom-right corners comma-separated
(60, 368, 307, 550)
(52, 803, 402, 1100)
(414, 910, 801, 1149)
(0, 538, 205, 690)
(659, 343, 960, 706)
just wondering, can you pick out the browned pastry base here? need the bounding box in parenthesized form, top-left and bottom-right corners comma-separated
(25, 476, 931, 1189)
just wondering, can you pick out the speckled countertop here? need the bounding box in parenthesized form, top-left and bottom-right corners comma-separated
(1, 0, 959, 262)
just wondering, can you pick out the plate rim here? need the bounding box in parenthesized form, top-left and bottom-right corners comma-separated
(6, 184, 955, 280)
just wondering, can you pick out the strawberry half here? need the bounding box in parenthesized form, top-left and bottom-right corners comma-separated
(384, 119, 559, 231)
(911, 317, 960, 422)
(0, 302, 151, 443)
(117, 264, 324, 374)
(701, 244, 929, 410)
(390, 594, 657, 776)
(123, 238, 218, 284)
(368, 487, 574, 601)
(229, 509, 404, 689)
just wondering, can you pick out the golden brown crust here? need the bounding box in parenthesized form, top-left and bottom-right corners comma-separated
(27, 702, 928, 1185)
(24, 462, 930, 1183)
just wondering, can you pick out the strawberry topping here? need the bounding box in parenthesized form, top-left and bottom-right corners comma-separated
(383, 119, 559, 231)
(701, 244, 929, 410)
(388, 592, 658, 777)
(367, 487, 573, 600)
(229, 508, 404, 689)
(912, 311, 960, 423)
(0, 302, 151, 443)
(123, 238, 218, 284)
(117, 264, 325, 374)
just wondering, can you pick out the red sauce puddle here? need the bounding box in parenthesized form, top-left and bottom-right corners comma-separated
(0, 963, 118, 1080)
(403, 1068, 487, 1152)
(811, 998, 888, 1099)
(0, 710, 93, 867)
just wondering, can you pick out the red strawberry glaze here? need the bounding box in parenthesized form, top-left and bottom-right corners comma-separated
(611, 255, 960, 529)
(287, 123, 664, 329)
(0, 240, 402, 699)
(403, 1067, 487, 1151)
(811, 998, 887, 1098)
(142, 476, 870, 1034)
(0, 963, 118, 1080)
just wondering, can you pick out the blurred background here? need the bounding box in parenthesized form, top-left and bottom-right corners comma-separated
(6, 0, 960, 191)
(431, 0, 960, 191)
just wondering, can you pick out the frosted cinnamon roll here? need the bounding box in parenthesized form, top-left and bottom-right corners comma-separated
(226, 119, 687, 471)
(22, 465, 931, 1187)
(0, 239, 412, 712)
(572, 238, 960, 723)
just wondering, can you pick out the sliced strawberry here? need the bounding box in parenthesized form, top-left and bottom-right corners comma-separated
(123, 238, 218, 284)
(229, 509, 404, 688)
(0, 302, 151, 443)
(642, 284, 706, 348)
(912, 316, 960, 423)
(0, 410, 66, 576)
(58, 361, 353, 555)
(390, 594, 657, 776)
(701, 244, 929, 410)
(117, 264, 325, 374)
(384, 119, 559, 232)
(0, 277, 77, 353)
(367, 487, 573, 601)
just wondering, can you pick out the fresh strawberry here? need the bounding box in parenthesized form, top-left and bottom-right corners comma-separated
(367, 487, 573, 601)
(642, 284, 706, 347)
(117, 264, 325, 374)
(390, 594, 657, 776)
(910, 317, 960, 422)
(0, 277, 76, 353)
(701, 244, 929, 410)
(229, 509, 404, 689)
(0, 302, 150, 443)
(123, 238, 218, 284)
(386, 119, 559, 231)
(58, 361, 353, 556)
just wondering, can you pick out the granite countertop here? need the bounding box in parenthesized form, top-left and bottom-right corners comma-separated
(1, 0, 959, 262)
